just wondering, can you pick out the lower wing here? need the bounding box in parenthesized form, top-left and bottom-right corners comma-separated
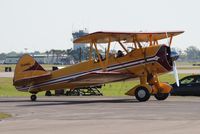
(69, 71, 134, 85)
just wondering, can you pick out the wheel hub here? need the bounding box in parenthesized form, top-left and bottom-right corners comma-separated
(138, 90, 146, 98)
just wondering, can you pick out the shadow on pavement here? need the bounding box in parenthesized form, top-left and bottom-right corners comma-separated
(0, 98, 141, 107)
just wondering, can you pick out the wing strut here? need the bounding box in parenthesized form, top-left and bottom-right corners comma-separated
(118, 41, 128, 54)
(93, 42, 105, 70)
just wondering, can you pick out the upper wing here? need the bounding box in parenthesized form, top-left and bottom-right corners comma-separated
(73, 31, 184, 44)
(69, 71, 134, 85)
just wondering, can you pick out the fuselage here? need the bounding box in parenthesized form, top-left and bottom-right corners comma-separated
(15, 45, 173, 93)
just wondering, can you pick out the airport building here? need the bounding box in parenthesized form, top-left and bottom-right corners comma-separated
(72, 29, 89, 50)
(4, 56, 19, 64)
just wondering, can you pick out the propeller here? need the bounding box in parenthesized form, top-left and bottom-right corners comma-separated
(165, 32, 180, 87)
(172, 61, 180, 87)
(170, 50, 180, 87)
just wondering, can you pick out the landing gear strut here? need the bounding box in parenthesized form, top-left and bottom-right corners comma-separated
(30, 94, 37, 101)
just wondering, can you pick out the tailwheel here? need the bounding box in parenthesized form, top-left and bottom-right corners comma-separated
(135, 86, 150, 102)
(30, 94, 37, 101)
(154, 93, 169, 101)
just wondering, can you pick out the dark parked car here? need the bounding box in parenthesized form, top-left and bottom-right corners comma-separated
(171, 75, 200, 96)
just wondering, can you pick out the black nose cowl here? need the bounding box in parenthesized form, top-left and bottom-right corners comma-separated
(171, 50, 179, 61)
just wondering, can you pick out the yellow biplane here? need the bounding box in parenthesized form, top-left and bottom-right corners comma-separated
(13, 31, 184, 101)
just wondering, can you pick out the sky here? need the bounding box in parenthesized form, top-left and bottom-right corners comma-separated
(0, 0, 199, 53)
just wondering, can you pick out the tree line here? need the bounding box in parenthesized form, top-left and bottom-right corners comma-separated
(177, 46, 200, 62)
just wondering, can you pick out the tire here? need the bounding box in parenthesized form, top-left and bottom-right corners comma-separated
(31, 94, 37, 101)
(154, 93, 169, 100)
(135, 86, 150, 102)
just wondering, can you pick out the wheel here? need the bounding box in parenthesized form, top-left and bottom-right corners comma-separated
(30, 94, 37, 101)
(154, 93, 169, 100)
(45, 91, 52, 96)
(135, 86, 150, 102)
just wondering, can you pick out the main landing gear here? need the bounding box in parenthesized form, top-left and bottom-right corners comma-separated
(130, 73, 172, 102)
(30, 94, 37, 101)
(125, 83, 171, 102)
(134, 86, 170, 102)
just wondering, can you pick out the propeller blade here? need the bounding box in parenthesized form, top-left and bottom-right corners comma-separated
(173, 61, 179, 87)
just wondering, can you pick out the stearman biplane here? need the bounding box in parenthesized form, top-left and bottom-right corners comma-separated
(13, 31, 184, 102)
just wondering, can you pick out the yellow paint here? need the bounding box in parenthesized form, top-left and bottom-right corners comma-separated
(13, 31, 183, 97)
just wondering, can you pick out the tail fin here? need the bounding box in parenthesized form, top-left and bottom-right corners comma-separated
(13, 54, 51, 86)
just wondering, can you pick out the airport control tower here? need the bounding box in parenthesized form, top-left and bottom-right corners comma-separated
(72, 29, 89, 50)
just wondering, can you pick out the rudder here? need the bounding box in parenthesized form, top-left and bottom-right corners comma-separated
(13, 54, 51, 86)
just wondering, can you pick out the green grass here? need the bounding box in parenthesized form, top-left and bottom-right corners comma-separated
(0, 73, 191, 97)
(0, 113, 11, 119)
(0, 78, 44, 96)
(0, 78, 29, 96)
